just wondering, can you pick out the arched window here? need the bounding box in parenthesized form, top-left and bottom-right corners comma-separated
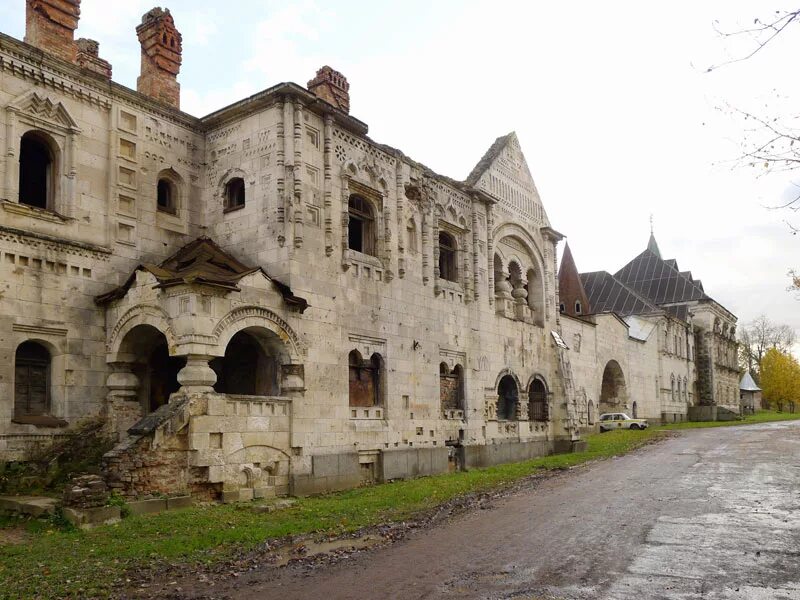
(559, 303, 565, 313)
(348, 350, 381, 407)
(671, 375, 676, 401)
(575, 301, 582, 315)
(14, 341, 51, 418)
(348, 195, 375, 255)
(632, 401, 638, 418)
(438, 231, 458, 282)
(497, 374, 518, 420)
(528, 377, 548, 422)
(224, 177, 246, 211)
(157, 178, 176, 214)
(19, 131, 55, 210)
(211, 330, 279, 396)
(440, 363, 464, 412)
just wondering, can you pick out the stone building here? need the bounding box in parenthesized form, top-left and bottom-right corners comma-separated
(558, 233, 740, 425)
(0, 1, 737, 501)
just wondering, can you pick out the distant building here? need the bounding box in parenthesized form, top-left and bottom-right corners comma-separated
(739, 372, 762, 413)
(558, 233, 740, 424)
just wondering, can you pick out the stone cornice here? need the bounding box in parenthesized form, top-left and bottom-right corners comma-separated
(0, 224, 111, 260)
(0, 32, 200, 129)
(200, 82, 369, 136)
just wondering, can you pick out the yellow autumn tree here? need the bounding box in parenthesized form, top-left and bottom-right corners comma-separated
(760, 348, 800, 411)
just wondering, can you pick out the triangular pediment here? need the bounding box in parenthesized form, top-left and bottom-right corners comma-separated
(465, 132, 549, 227)
(7, 90, 80, 130)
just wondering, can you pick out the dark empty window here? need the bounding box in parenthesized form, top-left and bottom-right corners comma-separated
(438, 231, 457, 282)
(14, 341, 50, 417)
(211, 331, 278, 397)
(19, 132, 54, 210)
(575, 301, 582, 315)
(157, 178, 176, 214)
(348, 195, 375, 255)
(224, 177, 246, 211)
(497, 374, 518, 420)
(528, 378, 548, 422)
(349, 350, 381, 407)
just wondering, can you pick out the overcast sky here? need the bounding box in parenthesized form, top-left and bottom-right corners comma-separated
(3, 1, 799, 348)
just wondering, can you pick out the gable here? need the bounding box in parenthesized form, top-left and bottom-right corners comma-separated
(8, 90, 80, 131)
(466, 133, 549, 228)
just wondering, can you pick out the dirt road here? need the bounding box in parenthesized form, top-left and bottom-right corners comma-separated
(189, 422, 800, 599)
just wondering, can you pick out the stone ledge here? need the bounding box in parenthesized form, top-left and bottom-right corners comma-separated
(0, 495, 58, 517)
(63, 506, 121, 529)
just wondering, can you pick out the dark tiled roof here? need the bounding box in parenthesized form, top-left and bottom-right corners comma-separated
(614, 249, 707, 305)
(580, 271, 660, 316)
(96, 237, 308, 311)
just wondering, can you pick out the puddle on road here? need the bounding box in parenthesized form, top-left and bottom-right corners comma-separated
(271, 535, 382, 566)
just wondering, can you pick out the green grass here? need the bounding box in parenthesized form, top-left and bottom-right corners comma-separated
(0, 428, 657, 599)
(657, 409, 800, 430)
(1, 409, 795, 598)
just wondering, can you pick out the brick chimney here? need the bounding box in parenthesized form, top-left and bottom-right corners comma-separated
(76, 38, 112, 78)
(136, 7, 182, 109)
(24, 0, 81, 63)
(307, 66, 350, 114)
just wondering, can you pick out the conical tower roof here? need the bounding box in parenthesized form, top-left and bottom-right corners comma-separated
(647, 232, 661, 258)
(558, 242, 591, 316)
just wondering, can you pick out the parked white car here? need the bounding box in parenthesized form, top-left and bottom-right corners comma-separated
(598, 412, 649, 432)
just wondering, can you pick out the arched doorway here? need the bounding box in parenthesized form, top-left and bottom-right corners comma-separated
(211, 328, 281, 396)
(497, 374, 518, 420)
(599, 360, 627, 414)
(119, 324, 185, 413)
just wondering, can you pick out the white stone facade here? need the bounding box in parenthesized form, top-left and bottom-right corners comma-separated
(0, 9, 738, 500)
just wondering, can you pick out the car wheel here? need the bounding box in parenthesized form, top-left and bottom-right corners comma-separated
(630, 424, 640, 430)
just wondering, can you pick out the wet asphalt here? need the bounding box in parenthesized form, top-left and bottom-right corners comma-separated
(227, 422, 800, 599)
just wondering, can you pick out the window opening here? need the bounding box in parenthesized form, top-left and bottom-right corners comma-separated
(211, 330, 278, 396)
(14, 341, 51, 417)
(440, 363, 464, 411)
(157, 178, 176, 214)
(438, 231, 458, 282)
(348, 195, 375, 255)
(349, 350, 381, 407)
(528, 378, 548, 421)
(19, 132, 54, 210)
(224, 177, 246, 211)
(497, 374, 518, 420)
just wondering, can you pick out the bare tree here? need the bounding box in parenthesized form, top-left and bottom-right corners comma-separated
(739, 314, 797, 382)
(710, 9, 800, 286)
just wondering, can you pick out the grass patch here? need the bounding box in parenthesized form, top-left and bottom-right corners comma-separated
(657, 409, 800, 430)
(0, 428, 657, 599)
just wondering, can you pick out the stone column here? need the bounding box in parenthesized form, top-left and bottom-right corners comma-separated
(512, 279, 529, 321)
(105, 362, 141, 436)
(177, 355, 217, 393)
(494, 268, 513, 317)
